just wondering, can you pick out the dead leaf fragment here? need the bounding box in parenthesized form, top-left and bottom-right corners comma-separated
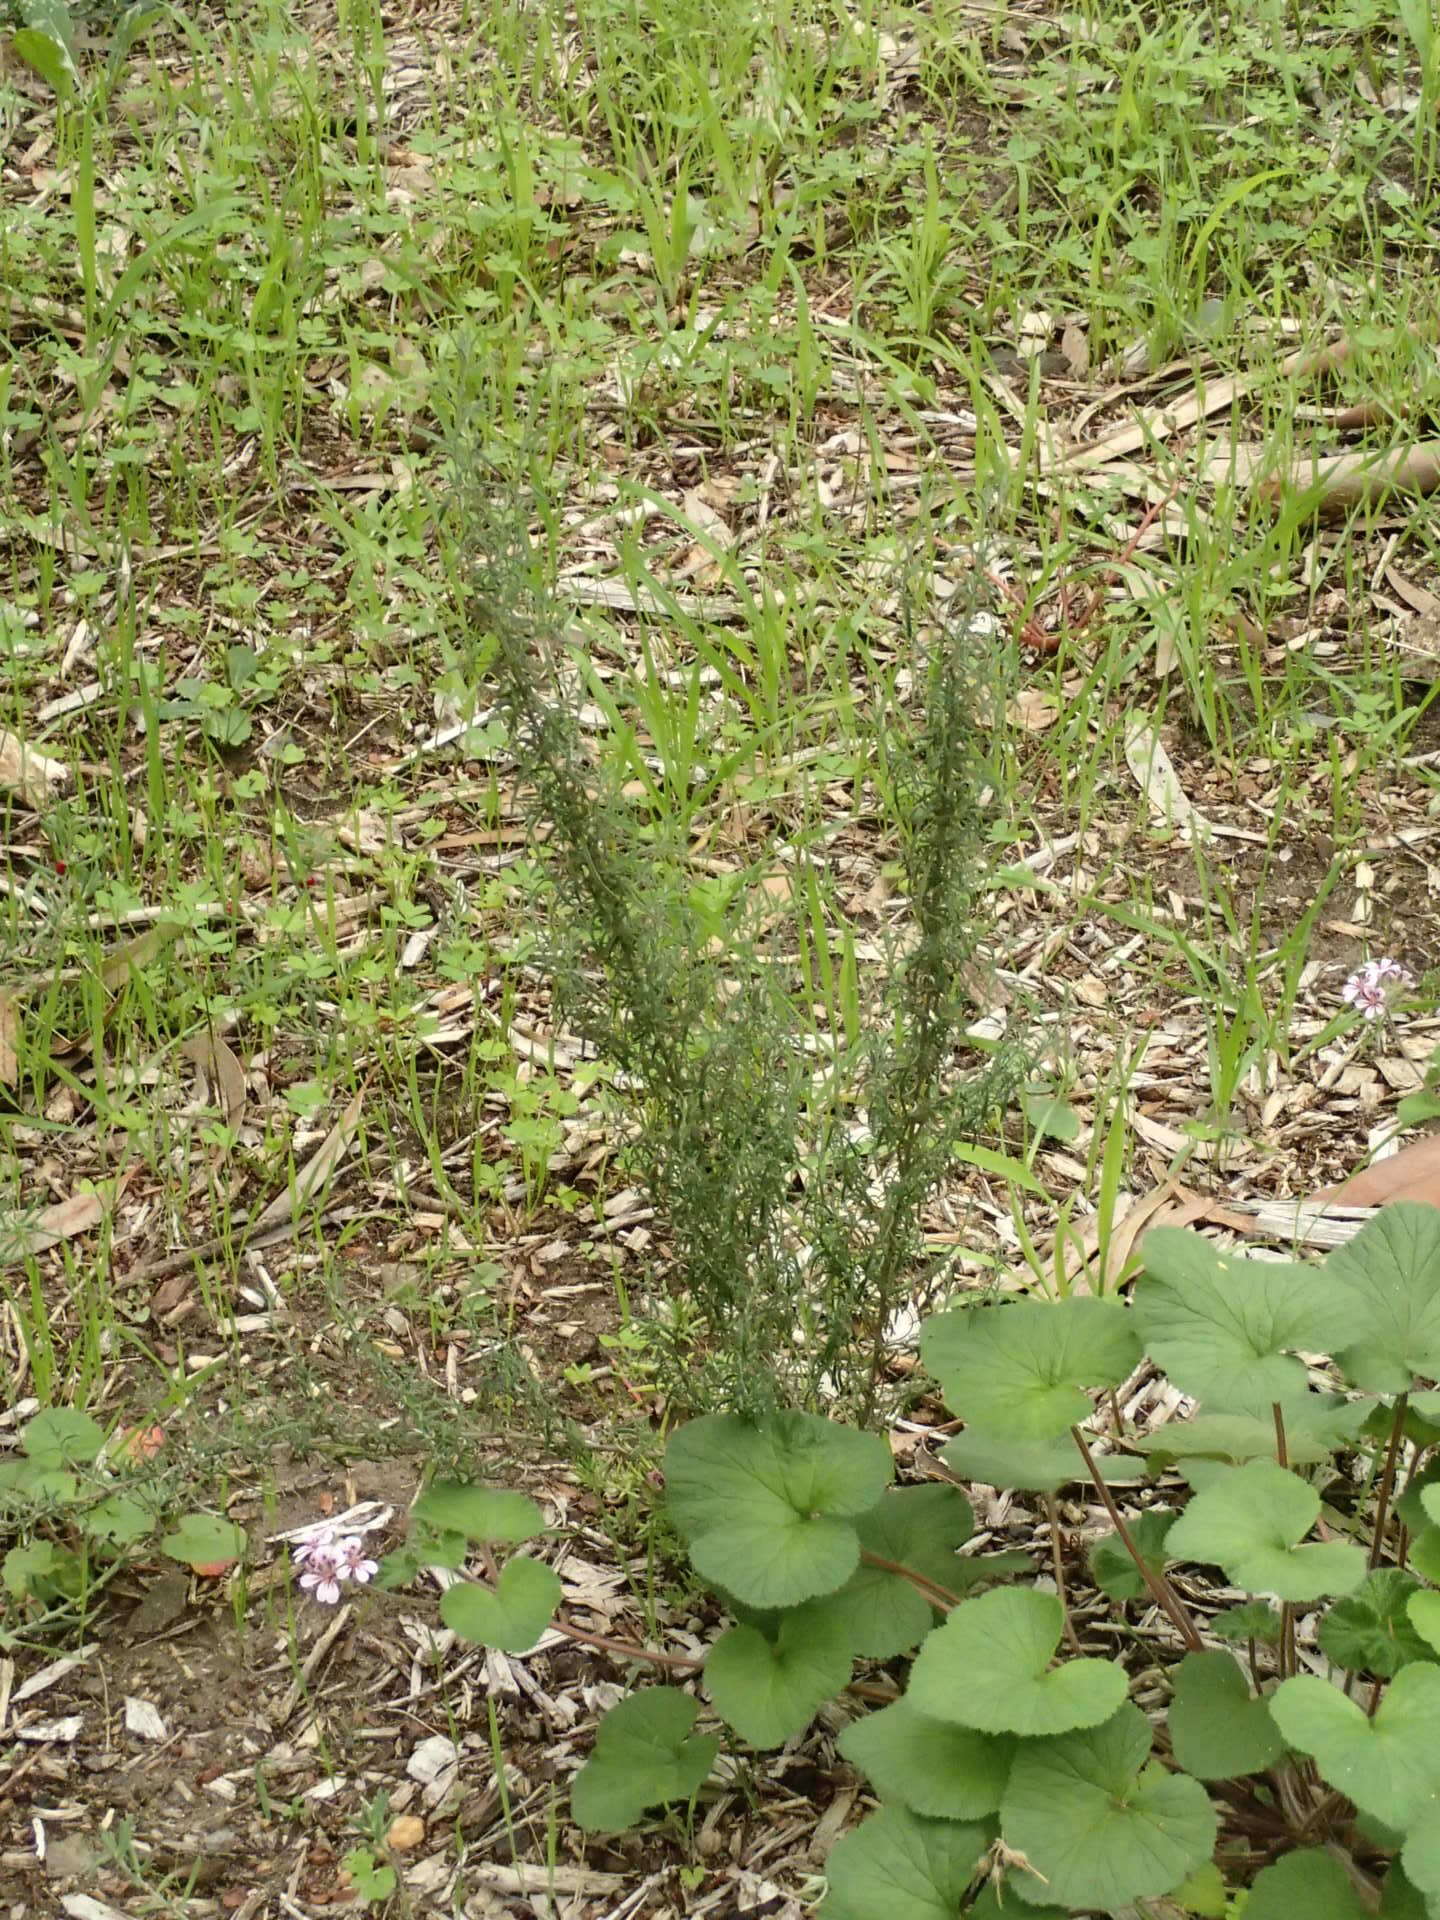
(1124, 723, 1214, 843)
(0, 729, 70, 808)
(1314, 1131, 1440, 1210)
(99, 920, 183, 992)
(0, 990, 18, 1085)
(250, 1081, 367, 1232)
(1257, 441, 1440, 522)
(0, 1190, 105, 1263)
(182, 1029, 247, 1125)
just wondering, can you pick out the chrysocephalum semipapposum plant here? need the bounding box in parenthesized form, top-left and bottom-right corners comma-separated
(393, 1202, 1440, 1916)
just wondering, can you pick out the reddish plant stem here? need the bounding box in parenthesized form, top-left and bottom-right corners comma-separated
(1369, 1394, 1410, 1570)
(1071, 1426, 1204, 1651)
(1042, 1494, 1083, 1655)
(1271, 1402, 1289, 1470)
(543, 1614, 701, 1671)
(858, 1550, 961, 1612)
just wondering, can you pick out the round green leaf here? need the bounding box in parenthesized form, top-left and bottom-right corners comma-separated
(1382, 1861, 1431, 1918)
(1167, 1650, 1284, 1779)
(439, 1555, 561, 1652)
(159, 1513, 246, 1570)
(1000, 1702, 1216, 1910)
(1271, 1663, 1440, 1828)
(1165, 1462, 1366, 1602)
(1408, 1590, 1440, 1656)
(1403, 1807, 1440, 1911)
(921, 1298, 1140, 1440)
(1397, 1462, 1440, 1534)
(1211, 1600, 1283, 1646)
(412, 1483, 543, 1544)
(1089, 1510, 1173, 1602)
(838, 1698, 1015, 1819)
(1422, 1484, 1440, 1529)
(1326, 1204, 1440, 1392)
(570, 1689, 718, 1832)
(909, 1587, 1126, 1737)
(966, 1891, 1067, 1920)
(1134, 1400, 1369, 1467)
(81, 1491, 158, 1547)
(1409, 1526, 1440, 1585)
(665, 1413, 893, 1610)
(1171, 1860, 1228, 1916)
(1135, 1231, 1356, 1414)
(941, 1429, 1146, 1494)
(820, 1805, 990, 1920)
(24, 1408, 105, 1469)
(1319, 1569, 1434, 1677)
(825, 1487, 976, 1659)
(705, 1602, 852, 1748)
(1244, 1848, 1372, 1920)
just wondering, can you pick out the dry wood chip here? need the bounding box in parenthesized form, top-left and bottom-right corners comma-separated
(0, 728, 69, 807)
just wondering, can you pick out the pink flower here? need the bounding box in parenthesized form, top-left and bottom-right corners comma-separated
(292, 1525, 380, 1604)
(1342, 957, 1410, 1022)
(297, 1539, 345, 1605)
(338, 1536, 379, 1585)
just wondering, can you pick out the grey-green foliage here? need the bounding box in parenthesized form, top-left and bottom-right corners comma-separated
(452, 452, 1021, 1416)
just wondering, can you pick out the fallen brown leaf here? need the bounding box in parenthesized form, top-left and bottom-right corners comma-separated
(1257, 441, 1440, 522)
(182, 1029, 247, 1126)
(99, 920, 183, 992)
(0, 1189, 105, 1262)
(1314, 1132, 1440, 1210)
(250, 1082, 367, 1232)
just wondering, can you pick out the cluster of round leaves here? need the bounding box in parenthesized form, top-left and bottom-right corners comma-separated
(423, 1202, 1440, 1918)
(0, 1408, 246, 1621)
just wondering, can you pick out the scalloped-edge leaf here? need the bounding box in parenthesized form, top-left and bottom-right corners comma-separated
(909, 1587, 1126, 1737)
(1166, 1461, 1366, 1602)
(1244, 1848, 1372, 1920)
(1409, 1590, 1440, 1656)
(666, 1413, 892, 1610)
(1136, 1230, 1357, 1414)
(1167, 1650, 1285, 1780)
(439, 1555, 561, 1652)
(705, 1601, 852, 1748)
(160, 1513, 246, 1571)
(24, 1408, 105, 1469)
(412, 1483, 544, 1544)
(1000, 1702, 1217, 1911)
(570, 1689, 717, 1832)
(820, 1805, 991, 1920)
(1089, 1510, 1173, 1602)
(1319, 1569, 1433, 1677)
(1134, 1400, 1369, 1466)
(1271, 1663, 1440, 1829)
(1381, 1860, 1432, 1918)
(922, 1297, 1140, 1441)
(838, 1697, 1015, 1819)
(820, 1486, 974, 1659)
(941, 1428, 1146, 1494)
(1326, 1204, 1440, 1392)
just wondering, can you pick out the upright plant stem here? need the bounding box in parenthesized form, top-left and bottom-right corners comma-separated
(1043, 1494, 1082, 1654)
(1072, 1426, 1204, 1651)
(1369, 1394, 1409, 1570)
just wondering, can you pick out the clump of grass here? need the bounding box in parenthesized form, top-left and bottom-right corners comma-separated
(452, 459, 1023, 1421)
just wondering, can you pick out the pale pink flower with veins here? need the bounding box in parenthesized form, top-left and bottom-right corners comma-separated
(292, 1525, 380, 1603)
(1342, 957, 1410, 1022)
